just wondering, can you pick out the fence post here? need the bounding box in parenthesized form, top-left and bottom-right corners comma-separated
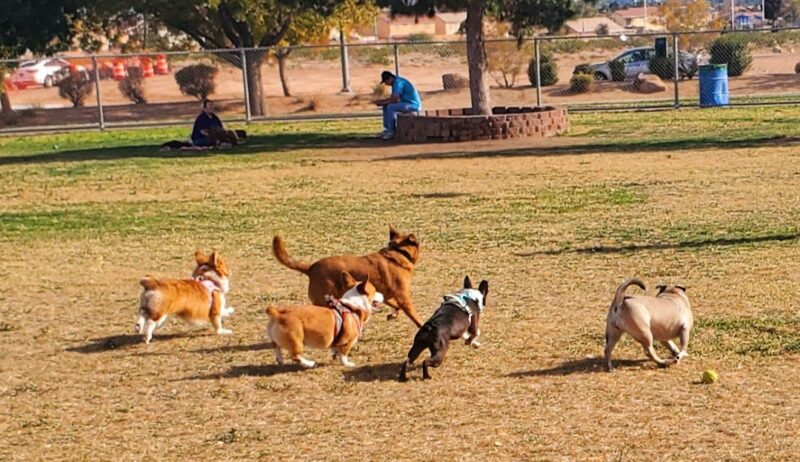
(240, 48, 251, 122)
(92, 56, 105, 131)
(339, 31, 352, 93)
(672, 33, 680, 109)
(534, 38, 542, 107)
(394, 43, 400, 76)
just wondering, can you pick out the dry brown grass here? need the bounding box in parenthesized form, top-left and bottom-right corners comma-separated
(2, 125, 800, 461)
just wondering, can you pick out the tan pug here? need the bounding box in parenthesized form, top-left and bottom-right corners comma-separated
(604, 278, 693, 371)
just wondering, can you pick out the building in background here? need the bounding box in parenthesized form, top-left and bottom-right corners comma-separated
(611, 6, 666, 31)
(563, 16, 626, 36)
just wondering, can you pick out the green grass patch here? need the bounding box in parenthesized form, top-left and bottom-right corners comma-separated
(695, 315, 800, 357)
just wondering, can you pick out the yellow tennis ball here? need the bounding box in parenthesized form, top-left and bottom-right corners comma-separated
(701, 369, 718, 384)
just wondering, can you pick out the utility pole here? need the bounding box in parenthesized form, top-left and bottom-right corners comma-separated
(731, 0, 736, 29)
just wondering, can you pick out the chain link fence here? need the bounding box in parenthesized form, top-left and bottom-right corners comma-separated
(3, 26, 800, 133)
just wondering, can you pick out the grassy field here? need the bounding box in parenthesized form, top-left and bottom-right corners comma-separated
(2, 107, 800, 461)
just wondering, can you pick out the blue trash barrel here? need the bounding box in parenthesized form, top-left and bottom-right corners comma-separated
(699, 64, 729, 107)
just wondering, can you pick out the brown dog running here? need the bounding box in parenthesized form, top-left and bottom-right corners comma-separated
(265, 271, 384, 368)
(272, 226, 423, 327)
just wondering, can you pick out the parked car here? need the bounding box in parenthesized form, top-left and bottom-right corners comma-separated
(9, 58, 74, 89)
(592, 47, 698, 81)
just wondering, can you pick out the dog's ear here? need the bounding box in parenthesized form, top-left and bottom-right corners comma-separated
(655, 284, 667, 294)
(389, 225, 399, 241)
(195, 249, 208, 265)
(356, 278, 369, 295)
(210, 250, 220, 266)
(340, 271, 357, 289)
(479, 280, 489, 305)
(406, 233, 418, 244)
(464, 276, 473, 289)
(676, 285, 687, 292)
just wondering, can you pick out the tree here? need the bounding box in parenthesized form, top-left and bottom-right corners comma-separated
(272, 11, 330, 97)
(378, 0, 591, 115)
(0, 0, 81, 116)
(100, 0, 344, 116)
(660, 0, 725, 49)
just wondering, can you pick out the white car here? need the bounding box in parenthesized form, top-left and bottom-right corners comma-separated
(10, 58, 73, 89)
(592, 47, 698, 81)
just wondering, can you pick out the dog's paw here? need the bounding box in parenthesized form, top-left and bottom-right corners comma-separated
(674, 351, 688, 362)
(470, 339, 482, 349)
(217, 328, 233, 335)
(223, 306, 235, 316)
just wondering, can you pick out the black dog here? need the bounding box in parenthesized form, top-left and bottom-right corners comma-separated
(399, 276, 489, 381)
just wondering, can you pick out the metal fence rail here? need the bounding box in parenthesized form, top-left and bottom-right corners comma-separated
(3, 26, 800, 134)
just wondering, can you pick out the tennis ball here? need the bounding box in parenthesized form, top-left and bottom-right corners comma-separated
(701, 369, 718, 384)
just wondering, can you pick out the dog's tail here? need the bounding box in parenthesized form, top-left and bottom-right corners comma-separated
(612, 278, 646, 310)
(265, 305, 280, 319)
(139, 276, 159, 291)
(272, 236, 311, 275)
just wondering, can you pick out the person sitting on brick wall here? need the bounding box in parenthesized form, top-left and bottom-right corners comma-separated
(373, 71, 422, 141)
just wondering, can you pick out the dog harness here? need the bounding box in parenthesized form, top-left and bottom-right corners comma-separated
(325, 295, 362, 346)
(195, 278, 222, 308)
(441, 291, 484, 322)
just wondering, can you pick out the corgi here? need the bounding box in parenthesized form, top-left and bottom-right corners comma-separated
(135, 250, 234, 343)
(265, 271, 383, 368)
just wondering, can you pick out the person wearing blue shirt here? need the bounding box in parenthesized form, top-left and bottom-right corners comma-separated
(191, 100, 223, 147)
(374, 71, 421, 140)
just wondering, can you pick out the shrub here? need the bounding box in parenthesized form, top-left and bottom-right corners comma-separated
(407, 33, 434, 43)
(487, 42, 530, 88)
(174, 64, 218, 100)
(609, 60, 625, 82)
(372, 81, 388, 97)
(569, 73, 593, 94)
(119, 66, 147, 104)
(595, 23, 610, 36)
(709, 34, 752, 77)
(648, 56, 674, 80)
(57, 71, 93, 108)
(573, 63, 593, 76)
(527, 50, 558, 87)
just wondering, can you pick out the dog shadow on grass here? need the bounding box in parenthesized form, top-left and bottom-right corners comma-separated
(506, 357, 647, 377)
(342, 362, 401, 382)
(180, 363, 314, 380)
(66, 333, 197, 354)
(191, 342, 275, 354)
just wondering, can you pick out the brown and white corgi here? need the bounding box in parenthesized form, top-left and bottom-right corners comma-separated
(135, 249, 234, 344)
(265, 271, 383, 368)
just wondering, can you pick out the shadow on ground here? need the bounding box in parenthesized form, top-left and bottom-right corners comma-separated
(191, 342, 274, 354)
(182, 363, 319, 380)
(65, 333, 197, 354)
(516, 232, 800, 257)
(506, 357, 648, 377)
(342, 362, 401, 382)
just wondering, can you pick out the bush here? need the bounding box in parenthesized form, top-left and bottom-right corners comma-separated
(569, 73, 593, 94)
(407, 33, 434, 43)
(595, 23, 610, 36)
(372, 81, 388, 97)
(487, 42, 530, 88)
(174, 64, 218, 100)
(609, 60, 625, 82)
(527, 51, 558, 87)
(709, 34, 753, 77)
(119, 67, 147, 104)
(57, 71, 93, 108)
(573, 63, 593, 76)
(648, 56, 674, 80)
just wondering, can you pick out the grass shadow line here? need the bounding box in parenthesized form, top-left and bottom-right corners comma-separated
(516, 232, 800, 257)
(180, 363, 317, 380)
(191, 342, 274, 354)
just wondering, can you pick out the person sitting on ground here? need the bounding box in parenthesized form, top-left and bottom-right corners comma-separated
(373, 71, 422, 140)
(191, 99, 223, 147)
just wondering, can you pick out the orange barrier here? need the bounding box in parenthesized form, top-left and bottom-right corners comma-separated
(155, 54, 169, 75)
(112, 60, 126, 80)
(142, 58, 155, 78)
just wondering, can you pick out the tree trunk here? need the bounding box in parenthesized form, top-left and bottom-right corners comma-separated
(245, 51, 266, 116)
(0, 71, 12, 116)
(277, 51, 291, 97)
(465, 0, 491, 115)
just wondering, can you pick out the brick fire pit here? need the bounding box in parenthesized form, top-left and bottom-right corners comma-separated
(395, 106, 569, 143)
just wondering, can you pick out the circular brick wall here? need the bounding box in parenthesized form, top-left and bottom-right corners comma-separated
(396, 106, 569, 143)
